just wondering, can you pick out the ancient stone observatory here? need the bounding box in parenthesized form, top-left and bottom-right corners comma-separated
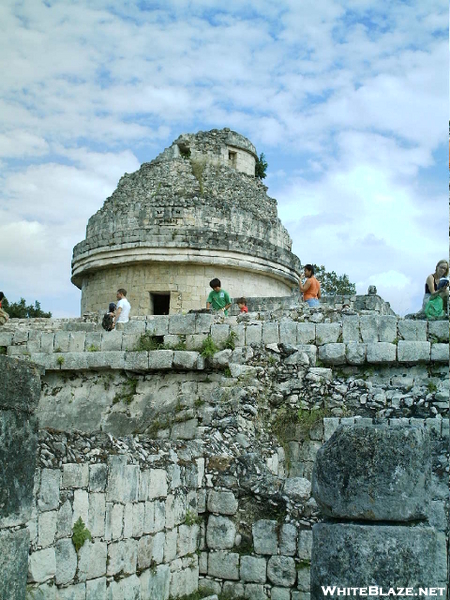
(72, 128, 301, 316)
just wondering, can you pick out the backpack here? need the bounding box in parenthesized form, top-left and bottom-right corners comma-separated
(424, 296, 444, 319)
(102, 313, 114, 331)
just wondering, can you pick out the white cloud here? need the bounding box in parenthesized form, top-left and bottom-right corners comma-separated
(0, 0, 447, 316)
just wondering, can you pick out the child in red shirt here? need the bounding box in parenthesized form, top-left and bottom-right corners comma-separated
(236, 297, 248, 313)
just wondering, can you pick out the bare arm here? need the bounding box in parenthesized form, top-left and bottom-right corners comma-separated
(206, 302, 211, 309)
(113, 306, 122, 327)
(299, 279, 312, 293)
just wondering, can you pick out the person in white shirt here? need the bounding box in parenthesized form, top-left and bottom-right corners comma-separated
(113, 288, 131, 327)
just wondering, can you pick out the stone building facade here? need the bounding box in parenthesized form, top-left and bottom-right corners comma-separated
(72, 129, 301, 316)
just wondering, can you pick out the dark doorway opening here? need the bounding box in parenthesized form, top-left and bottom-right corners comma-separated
(150, 292, 170, 315)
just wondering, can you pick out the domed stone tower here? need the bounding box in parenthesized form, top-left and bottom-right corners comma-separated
(72, 128, 301, 315)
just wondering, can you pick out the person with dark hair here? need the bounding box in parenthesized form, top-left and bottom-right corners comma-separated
(113, 288, 131, 327)
(236, 297, 248, 313)
(0, 292, 9, 325)
(423, 260, 449, 312)
(299, 264, 321, 307)
(206, 278, 231, 316)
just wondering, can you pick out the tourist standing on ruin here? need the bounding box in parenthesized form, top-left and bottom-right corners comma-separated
(206, 278, 232, 316)
(113, 289, 131, 326)
(299, 264, 321, 307)
(423, 260, 449, 312)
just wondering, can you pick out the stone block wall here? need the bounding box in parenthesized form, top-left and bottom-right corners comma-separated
(0, 356, 41, 600)
(0, 306, 448, 599)
(26, 434, 203, 599)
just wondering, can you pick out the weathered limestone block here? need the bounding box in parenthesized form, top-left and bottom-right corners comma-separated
(146, 316, 169, 336)
(173, 351, 200, 369)
(359, 315, 379, 342)
(107, 574, 140, 600)
(29, 547, 56, 583)
(267, 556, 296, 587)
(315, 323, 340, 345)
(296, 323, 315, 344)
(279, 523, 297, 556)
(431, 343, 449, 362)
(89, 464, 107, 492)
(100, 331, 123, 351)
(208, 551, 239, 580)
(398, 319, 427, 341)
(252, 520, 278, 555)
(0, 529, 29, 599)
(77, 540, 107, 581)
(378, 316, 397, 342)
(169, 314, 196, 334)
(297, 530, 313, 561)
(107, 539, 138, 576)
(279, 321, 297, 345)
(311, 524, 447, 597)
(318, 343, 346, 365)
(124, 350, 149, 370)
(345, 342, 366, 364)
(206, 515, 236, 549)
(139, 564, 170, 600)
(86, 351, 125, 369)
(207, 490, 238, 515)
(428, 320, 449, 342)
(55, 582, 86, 599)
(106, 456, 139, 503)
(296, 344, 317, 365)
(171, 418, 198, 440)
(73, 489, 89, 525)
(54, 331, 70, 352)
(262, 322, 279, 344)
(212, 349, 232, 367)
(85, 577, 107, 600)
(246, 323, 262, 345)
(38, 469, 60, 512)
(177, 524, 199, 556)
(105, 503, 123, 540)
(68, 332, 86, 352)
(342, 316, 360, 342)
(240, 555, 267, 583)
(397, 341, 430, 362)
(366, 342, 396, 363)
(312, 424, 431, 521)
(123, 319, 146, 333)
(169, 565, 199, 598)
(56, 500, 73, 539)
(148, 350, 173, 369)
(62, 463, 89, 489)
(164, 529, 178, 563)
(195, 313, 214, 333)
(211, 324, 231, 346)
(38, 510, 57, 548)
(272, 588, 291, 600)
(40, 332, 54, 352)
(88, 493, 106, 538)
(283, 477, 311, 502)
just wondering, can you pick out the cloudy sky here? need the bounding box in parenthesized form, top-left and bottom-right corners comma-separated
(1, 0, 448, 317)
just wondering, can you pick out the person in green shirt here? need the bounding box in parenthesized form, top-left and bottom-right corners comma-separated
(206, 278, 232, 316)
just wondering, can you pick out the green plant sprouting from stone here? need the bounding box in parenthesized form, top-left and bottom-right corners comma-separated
(56, 355, 65, 366)
(72, 517, 92, 552)
(184, 509, 201, 526)
(135, 333, 165, 351)
(200, 335, 218, 358)
(224, 330, 237, 350)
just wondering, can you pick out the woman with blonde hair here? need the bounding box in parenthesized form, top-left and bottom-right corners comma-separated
(423, 259, 449, 311)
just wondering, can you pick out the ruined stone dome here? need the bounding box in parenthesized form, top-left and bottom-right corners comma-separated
(72, 128, 301, 315)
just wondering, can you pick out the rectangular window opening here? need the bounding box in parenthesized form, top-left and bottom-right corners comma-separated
(150, 292, 171, 315)
(228, 150, 237, 167)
